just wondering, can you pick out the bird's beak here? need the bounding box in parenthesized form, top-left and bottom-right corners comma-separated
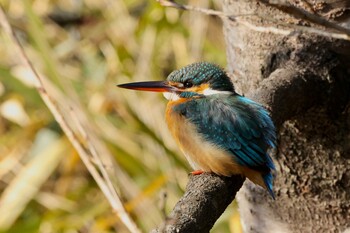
(117, 81, 177, 93)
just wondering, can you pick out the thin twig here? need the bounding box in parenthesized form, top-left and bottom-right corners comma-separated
(158, 0, 231, 17)
(157, 0, 350, 41)
(0, 8, 140, 233)
(257, 0, 350, 35)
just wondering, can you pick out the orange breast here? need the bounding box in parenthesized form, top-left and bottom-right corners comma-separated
(165, 99, 243, 177)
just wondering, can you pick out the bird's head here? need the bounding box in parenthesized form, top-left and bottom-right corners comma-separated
(117, 62, 235, 100)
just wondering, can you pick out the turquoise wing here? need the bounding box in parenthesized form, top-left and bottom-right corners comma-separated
(172, 94, 276, 173)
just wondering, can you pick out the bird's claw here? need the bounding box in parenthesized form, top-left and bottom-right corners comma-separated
(190, 170, 204, 175)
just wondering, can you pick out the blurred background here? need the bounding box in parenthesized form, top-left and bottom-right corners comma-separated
(0, 0, 241, 232)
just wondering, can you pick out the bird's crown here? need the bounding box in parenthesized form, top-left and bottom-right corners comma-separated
(117, 62, 235, 100)
(167, 62, 235, 93)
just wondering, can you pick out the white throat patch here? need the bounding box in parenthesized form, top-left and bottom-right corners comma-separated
(202, 88, 232, 96)
(163, 92, 180, 101)
(163, 88, 232, 101)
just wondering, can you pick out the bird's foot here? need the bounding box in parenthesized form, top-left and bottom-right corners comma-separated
(190, 170, 204, 175)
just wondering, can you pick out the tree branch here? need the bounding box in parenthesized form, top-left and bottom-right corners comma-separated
(151, 174, 244, 233)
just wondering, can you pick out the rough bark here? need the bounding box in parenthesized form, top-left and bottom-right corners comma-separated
(224, 0, 350, 232)
(152, 0, 350, 232)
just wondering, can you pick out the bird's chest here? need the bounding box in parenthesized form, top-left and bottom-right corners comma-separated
(165, 100, 240, 175)
(166, 101, 201, 169)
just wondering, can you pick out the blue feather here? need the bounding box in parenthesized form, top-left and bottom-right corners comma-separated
(173, 93, 276, 198)
(174, 94, 276, 168)
(263, 173, 275, 199)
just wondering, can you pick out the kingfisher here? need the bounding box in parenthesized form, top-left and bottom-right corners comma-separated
(118, 62, 276, 198)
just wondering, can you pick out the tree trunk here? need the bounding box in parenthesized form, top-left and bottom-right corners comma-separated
(223, 0, 350, 232)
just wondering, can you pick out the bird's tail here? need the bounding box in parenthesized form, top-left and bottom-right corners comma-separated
(263, 173, 275, 200)
(242, 168, 275, 199)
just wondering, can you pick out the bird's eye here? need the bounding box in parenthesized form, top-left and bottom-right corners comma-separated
(183, 81, 193, 88)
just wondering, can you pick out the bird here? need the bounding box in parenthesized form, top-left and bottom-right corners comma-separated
(117, 62, 276, 199)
